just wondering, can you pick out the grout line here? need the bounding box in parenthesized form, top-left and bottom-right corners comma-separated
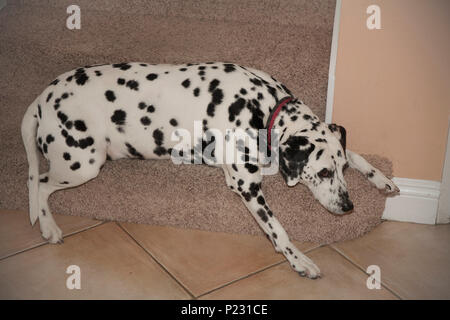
(328, 244, 404, 300)
(195, 243, 325, 299)
(0, 220, 106, 262)
(116, 222, 196, 300)
(196, 260, 288, 299)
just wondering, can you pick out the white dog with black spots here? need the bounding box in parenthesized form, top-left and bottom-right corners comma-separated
(21, 62, 399, 279)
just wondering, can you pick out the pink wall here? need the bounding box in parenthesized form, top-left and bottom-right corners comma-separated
(332, 0, 450, 181)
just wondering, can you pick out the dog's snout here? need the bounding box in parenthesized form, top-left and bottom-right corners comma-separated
(339, 191, 353, 213)
(342, 200, 353, 212)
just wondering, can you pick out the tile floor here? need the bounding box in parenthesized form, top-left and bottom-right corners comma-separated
(0, 209, 449, 300)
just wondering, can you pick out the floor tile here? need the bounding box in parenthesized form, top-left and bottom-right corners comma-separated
(120, 222, 319, 297)
(0, 209, 103, 260)
(332, 221, 450, 299)
(200, 246, 398, 300)
(0, 223, 190, 299)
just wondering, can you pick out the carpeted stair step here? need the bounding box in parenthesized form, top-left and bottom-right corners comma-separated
(0, 2, 395, 243)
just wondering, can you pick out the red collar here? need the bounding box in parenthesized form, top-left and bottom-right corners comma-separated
(266, 96, 293, 150)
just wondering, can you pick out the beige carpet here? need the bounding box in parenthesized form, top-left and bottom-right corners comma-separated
(0, 0, 393, 243)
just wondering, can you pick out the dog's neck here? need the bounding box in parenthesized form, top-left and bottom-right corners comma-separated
(269, 100, 320, 145)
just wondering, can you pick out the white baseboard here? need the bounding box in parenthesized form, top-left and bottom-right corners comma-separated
(382, 177, 441, 225)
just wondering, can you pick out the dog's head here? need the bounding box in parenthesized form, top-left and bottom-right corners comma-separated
(279, 122, 353, 214)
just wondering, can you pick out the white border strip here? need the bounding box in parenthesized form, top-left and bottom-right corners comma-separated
(437, 118, 450, 224)
(382, 177, 441, 225)
(325, 0, 342, 124)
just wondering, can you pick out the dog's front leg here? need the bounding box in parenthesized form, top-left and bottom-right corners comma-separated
(223, 164, 321, 279)
(346, 150, 399, 193)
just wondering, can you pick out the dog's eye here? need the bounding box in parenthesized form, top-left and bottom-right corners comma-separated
(318, 168, 332, 178)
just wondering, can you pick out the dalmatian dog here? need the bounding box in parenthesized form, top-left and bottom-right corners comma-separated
(21, 62, 399, 279)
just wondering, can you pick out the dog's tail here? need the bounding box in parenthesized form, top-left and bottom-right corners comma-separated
(21, 98, 40, 226)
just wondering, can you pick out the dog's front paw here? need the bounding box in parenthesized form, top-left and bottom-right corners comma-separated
(369, 170, 400, 193)
(40, 218, 63, 244)
(383, 178, 400, 193)
(286, 247, 321, 279)
(293, 261, 321, 279)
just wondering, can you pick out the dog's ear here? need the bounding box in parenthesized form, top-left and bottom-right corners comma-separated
(328, 124, 347, 152)
(279, 136, 315, 186)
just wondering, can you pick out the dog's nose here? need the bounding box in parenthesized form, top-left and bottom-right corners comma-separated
(342, 201, 354, 213)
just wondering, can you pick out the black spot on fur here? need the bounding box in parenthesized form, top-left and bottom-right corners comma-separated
(78, 137, 94, 149)
(228, 98, 246, 122)
(224, 64, 236, 73)
(247, 101, 265, 129)
(245, 163, 258, 173)
(63, 152, 71, 161)
(257, 196, 265, 205)
(46, 92, 53, 102)
(40, 176, 48, 183)
(111, 110, 126, 125)
(113, 63, 132, 71)
(249, 182, 261, 197)
(126, 143, 144, 159)
(169, 119, 178, 126)
(70, 162, 81, 171)
(105, 90, 116, 102)
(257, 209, 268, 223)
(316, 149, 324, 161)
(153, 129, 164, 146)
(46, 134, 55, 144)
(209, 79, 220, 92)
(126, 80, 139, 91)
(57, 111, 68, 124)
(140, 116, 151, 126)
(154, 146, 167, 156)
(250, 78, 262, 86)
(74, 68, 89, 85)
(146, 73, 158, 81)
(74, 120, 87, 132)
(181, 79, 191, 88)
(212, 89, 224, 105)
(117, 78, 125, 85)
(207, 103, 216, 117)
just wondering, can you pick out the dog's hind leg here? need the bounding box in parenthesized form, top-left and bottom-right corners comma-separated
(346, 150, 399, 193)
(37, 150, 105, 243)
(223, 163, 321, 279)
